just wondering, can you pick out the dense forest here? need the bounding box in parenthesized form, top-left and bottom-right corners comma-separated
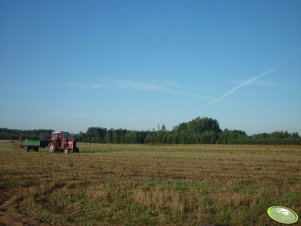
(1, 117, 300, 145)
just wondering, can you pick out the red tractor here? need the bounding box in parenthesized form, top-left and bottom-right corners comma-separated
(47, 131, 79, 153)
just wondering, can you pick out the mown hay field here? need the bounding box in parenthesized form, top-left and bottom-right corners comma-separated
(0, 141, 301, 225)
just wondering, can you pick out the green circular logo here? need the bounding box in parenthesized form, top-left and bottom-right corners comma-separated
(267, 206, 299, 224)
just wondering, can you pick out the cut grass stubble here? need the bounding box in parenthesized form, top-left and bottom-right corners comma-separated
(0, 142, 301, 225)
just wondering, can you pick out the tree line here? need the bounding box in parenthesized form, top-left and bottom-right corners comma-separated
(76, 117, 301, 145)
(1, 117, 300, 145)
(0, 128, 53, 140)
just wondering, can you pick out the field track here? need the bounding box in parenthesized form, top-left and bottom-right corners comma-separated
(1, 141, 301, 225)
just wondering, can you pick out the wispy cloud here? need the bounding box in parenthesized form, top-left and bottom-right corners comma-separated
(118, 80, 210, 100)
(120, 80, 211, 101)
(66, 82, 102, 89)
(65, 79, 211, 101)
(118, 80, 168, 92)
(66, 79, 116, 89)
(211, 50, 301, 104)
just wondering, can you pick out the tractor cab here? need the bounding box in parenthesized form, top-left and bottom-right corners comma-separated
(51, 131, 72, 140)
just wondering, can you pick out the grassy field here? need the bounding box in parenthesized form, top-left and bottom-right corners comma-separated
(0, 141, 300, 225)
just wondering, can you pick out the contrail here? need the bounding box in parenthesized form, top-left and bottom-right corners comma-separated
(211, 50, 301, 104)
(210, 64, 281, 104)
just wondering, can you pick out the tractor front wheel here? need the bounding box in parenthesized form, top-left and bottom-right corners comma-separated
(48, 143, 56, 153)
(63, 147, 70, 154)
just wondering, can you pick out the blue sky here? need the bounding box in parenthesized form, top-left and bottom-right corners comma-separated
(0, 0, 301, 134)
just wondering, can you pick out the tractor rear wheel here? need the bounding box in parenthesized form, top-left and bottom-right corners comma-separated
(73, 147, 79, 153)
(48, 143, 56, 153)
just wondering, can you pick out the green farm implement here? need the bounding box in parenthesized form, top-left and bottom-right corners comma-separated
(20, 139, 48, 152)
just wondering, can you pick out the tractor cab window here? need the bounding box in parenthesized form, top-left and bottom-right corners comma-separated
(61, 132, 69, 139)
(52, 133, 58, 139)
(65, 132, 70, 139)
(51, 132, 63, 140)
